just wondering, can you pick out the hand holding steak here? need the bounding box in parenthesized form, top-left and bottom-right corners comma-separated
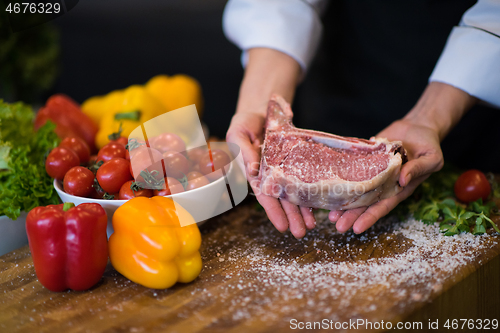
(259, 95, 407, 210)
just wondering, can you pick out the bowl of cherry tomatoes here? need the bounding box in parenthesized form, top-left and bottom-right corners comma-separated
(48, 133, 235, 235)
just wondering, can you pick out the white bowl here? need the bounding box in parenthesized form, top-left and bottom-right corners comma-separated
(0, 213, 28, 256)
(54, 165, 233, 237)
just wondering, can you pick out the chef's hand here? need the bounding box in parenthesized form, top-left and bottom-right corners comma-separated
(227, 111, 317, 238)
(328, 82, 477, 234)
(329, 119, 443, 233)
(226, 47, 316, 239)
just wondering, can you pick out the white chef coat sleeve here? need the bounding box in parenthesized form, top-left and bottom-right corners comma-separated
(222, 0, 327, 73)
(429, 0, 500, 107)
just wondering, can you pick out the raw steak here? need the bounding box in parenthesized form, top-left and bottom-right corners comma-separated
(259, 95, 407, 210)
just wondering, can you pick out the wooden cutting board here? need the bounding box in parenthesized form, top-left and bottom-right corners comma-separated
(0, 199, 499, 332)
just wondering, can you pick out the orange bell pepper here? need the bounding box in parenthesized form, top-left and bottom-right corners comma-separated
(108, 196, 202, 289)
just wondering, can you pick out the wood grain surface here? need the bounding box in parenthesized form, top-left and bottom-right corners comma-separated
(1, 199, 499, 333)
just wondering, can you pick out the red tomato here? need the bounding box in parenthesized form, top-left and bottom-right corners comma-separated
(90, 187, 105, 199)
(88, 154, 98, 166)
(162, 151, 189, 179)
(187, 147, 207, 163)
(125, 139, 148, 162)
(118, 180, 153, 200)
(96, 158, 133, 194)
(45, 147, 80, 180)
(189, 162, 201, 173)
(129, 147, 164, 179)
(185, 171, 210, 191)
(127, 138, 148, 150)
(97, 143, 126, 162)
(151, 133, 186, 153)
(454, 170, 491, 203)
(199, 149, 231, 181)
(63, 166, 95, 197)
(154, 177, 185, 196)
(111, 137, 128, 146)
(59, 137, 91, 164)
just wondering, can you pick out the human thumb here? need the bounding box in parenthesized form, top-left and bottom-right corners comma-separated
(400, 153, 443, 187)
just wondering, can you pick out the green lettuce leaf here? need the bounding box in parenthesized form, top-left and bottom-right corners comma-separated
(0, 100, 35, 147)
(0, 100, 60, 220)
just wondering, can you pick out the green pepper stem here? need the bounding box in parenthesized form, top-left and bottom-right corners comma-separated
(63, 202, 75, 211)
(114, 110, 141, 121)
(108, 122, 124, 141)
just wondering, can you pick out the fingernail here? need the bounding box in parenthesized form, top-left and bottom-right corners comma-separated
(405, 173, 412, 186)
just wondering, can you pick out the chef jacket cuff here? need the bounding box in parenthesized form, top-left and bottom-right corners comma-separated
(429, 26, 500, 108)
(222, 0, 323, 75)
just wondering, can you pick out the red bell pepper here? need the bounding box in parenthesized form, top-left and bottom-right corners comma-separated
(34, 94, 99, 152)
(26, 202, 108, 292)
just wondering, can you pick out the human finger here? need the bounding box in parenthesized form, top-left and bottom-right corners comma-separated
(226, 129, 261, 177)
(280, 199, 307, 239)
(256, 194, 289, 233)
(300, 206, 316, 230)
(335, 207, 367, 233)
(352, 174, 428, 233)
(328, 210, 343, 223)
(399, 151, 443, 187)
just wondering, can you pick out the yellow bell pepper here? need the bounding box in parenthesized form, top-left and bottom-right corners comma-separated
(81, 95, 105, 125)
(95, 85, 167, 148)
(81, 90, 125, 126)
(109, 196, 202, 289)
(145, 74, 204, 117)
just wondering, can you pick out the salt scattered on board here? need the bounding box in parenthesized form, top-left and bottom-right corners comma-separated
(196, 209, 499, 325)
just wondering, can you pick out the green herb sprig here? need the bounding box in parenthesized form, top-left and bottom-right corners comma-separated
(394, 166, 500, 236)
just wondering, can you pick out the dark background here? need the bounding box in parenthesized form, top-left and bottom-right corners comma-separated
(33, 0, 500, 171)
(52, 0, 242, 139)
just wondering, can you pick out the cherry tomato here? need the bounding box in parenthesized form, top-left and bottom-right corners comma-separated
(88, 154, 98, 166)
(118, 180, 153, 200)
(129, 147, 163, 179)
(187, 147, 207, 163)
(125, 139, 148, 161)
(63, 166, 95, 197)
(162, 151, 189, 179)
(185, 171, 210, 191)
(454, 170, 491, 203)
(199, 149, 231, 181)
(97, 143, 126, 162)
(127, 138, 148, 149)
(151, 133, 186, 153)
(189, 162, 201, 173)
(153, 177, 185, 196)
(45, 147, 80, 180)
(111, 136, 128, 147)
(59, 137, 91, 164)
(96, 158, 133, 194)
(90, 186, 105, 199)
